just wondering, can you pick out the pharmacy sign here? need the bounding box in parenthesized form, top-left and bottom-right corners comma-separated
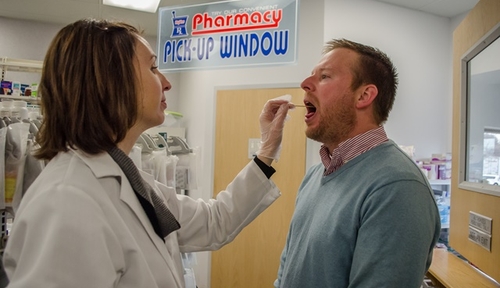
(158, 0, 298, 72)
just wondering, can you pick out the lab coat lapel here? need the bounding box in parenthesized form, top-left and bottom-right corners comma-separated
(126, 171, 184, 287)
(73, 150, 176, 274)
(117, 176, 175, 266)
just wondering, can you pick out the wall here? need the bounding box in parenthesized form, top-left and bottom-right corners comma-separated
(317, 0, 454, 164)
(0, 17, 60, 84)
(0, 18, 60, 60)
(0, 0, 459, 286)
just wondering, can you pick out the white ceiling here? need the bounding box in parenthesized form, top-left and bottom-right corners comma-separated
(0, 0, 221, 36)
(375, 0, 479, 18)
(0, 0, 480, 37)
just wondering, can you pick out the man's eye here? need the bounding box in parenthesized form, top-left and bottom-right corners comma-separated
(321, 74, 329, 79)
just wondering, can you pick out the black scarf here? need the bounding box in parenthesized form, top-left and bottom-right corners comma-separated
(108, 147, 180, 240)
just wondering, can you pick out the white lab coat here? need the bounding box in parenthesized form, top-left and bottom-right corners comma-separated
(3, 149, 280, 288)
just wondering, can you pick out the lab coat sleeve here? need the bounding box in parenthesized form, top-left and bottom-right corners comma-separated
(3, 185, 123, 288)
(163, 160, 281, 252)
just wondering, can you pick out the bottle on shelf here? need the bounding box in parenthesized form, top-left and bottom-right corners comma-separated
(0, 100, 13, 117)
(436, 192, 450, 228)
(11, 100, 29, 120)
(31, 83, 38, 98)
(27, 104, 41, 119)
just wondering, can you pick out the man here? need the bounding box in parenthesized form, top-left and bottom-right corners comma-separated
(274, 39, 441, 288)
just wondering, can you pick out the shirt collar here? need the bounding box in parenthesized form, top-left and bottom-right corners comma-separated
(320, 126, 388, 176)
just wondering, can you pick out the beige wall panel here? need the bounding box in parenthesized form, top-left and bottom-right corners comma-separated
(451, 0, 500, 282)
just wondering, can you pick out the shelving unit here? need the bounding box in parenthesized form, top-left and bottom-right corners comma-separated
(429, 179, 451, 230)
(429, 179, 451, 186)
(1, 57, 43, 104)
(1, 57, 43, 254)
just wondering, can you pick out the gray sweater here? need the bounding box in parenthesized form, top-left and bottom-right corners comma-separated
(275, 140, 441, 288)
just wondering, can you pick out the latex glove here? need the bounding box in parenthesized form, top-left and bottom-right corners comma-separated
(256, 94, 294, 161)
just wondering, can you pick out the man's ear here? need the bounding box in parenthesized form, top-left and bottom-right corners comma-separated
(356, 84, 378, 109)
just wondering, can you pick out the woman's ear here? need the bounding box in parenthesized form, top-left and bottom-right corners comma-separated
(356, 84, 378, 109)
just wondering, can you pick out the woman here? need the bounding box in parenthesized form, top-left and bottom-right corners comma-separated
(3, 19, 292, 287)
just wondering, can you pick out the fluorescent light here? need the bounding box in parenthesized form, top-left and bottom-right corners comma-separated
(103, 0, 160, 13)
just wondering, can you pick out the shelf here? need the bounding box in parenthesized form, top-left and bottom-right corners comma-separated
(1, 57, 43, 102)
(427, 248, 500, 288)
(429, 179, 451, 186)
(0, 95, 40, 104)
(1, 57, 43, 74)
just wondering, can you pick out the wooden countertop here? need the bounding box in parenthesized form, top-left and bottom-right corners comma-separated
(427, 248, 500, 288)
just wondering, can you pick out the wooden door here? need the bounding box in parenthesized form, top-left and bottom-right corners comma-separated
(211, 88, 306, 288)
(450, 0, 500, 282)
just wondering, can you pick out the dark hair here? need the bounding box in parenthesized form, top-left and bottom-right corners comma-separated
(324, 38, 398, 124)
(35, 19, 141, 160)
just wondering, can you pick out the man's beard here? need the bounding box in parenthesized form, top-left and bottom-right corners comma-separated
(306, 93, 356, 145)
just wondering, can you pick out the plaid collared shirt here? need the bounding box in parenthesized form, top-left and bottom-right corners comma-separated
(320, 126, 388, 176)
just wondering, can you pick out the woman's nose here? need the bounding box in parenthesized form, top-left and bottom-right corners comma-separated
(161, 74, 172, 91)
